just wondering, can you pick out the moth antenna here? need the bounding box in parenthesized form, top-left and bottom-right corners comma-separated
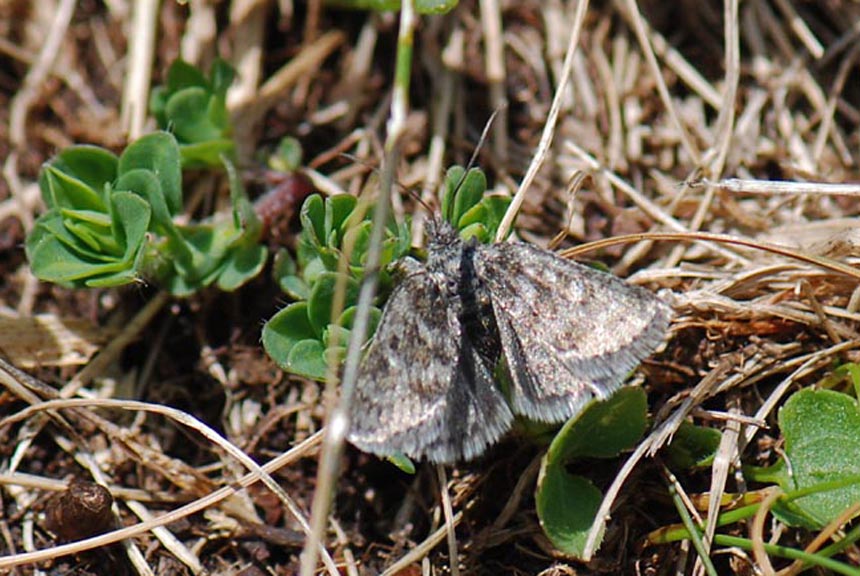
(340, 107, 503, 218)
(465, 106, 504, 174)
(446, 106, 505, 216)
(338, 152, 377, 174)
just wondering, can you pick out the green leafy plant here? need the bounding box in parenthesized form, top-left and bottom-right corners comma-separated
(533, 387, 722, 558)
(26, 131, 266, 296)
(763, 386, 860, 528)
(441, 165, 510, 243)
(262, 166, 510, 382)
(263, 193, 411, 381)
(267, 136, 304, 173)
(150, 58, 235, 167)
(665, 421, 722, 470)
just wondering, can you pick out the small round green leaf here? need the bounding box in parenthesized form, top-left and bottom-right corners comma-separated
(118, 132, 183, 216)
(324, 194, 358, 243)
(215, 241, 267, 292)
(110, 191, 151, 261)
(167, 87, 224, 144)
(458, 222, 489, 243)
(286, 339, 329, 381)
(450, 167, 487, 227)
(777, 388, 860, 527)
(179, 139, 235, 168)
(536, 461, 603, 557)
(547, 387, 648, 463)
(273, 249, 310, 299)
(307, 272, 360, 336)
(536, 387, 648, 557)
(269, 137, 303, 172)
(324, 324, 351, 350)
(386, 453, 416, 474)
(40, 166, 107, 212)
(300, 194, 326, 246)
(338, 305, 382, 336)
(51, 145, 118, 195)
(262, 303, 317, 369)
(208, 58, 236, 95)
(115, 168, 174, 233)
(665, 421, 722, 469)
(166, 58, 209, 93)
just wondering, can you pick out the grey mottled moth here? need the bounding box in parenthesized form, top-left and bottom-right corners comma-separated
(348, 219, 671, 464)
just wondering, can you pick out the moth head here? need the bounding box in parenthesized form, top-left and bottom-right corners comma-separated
(425, 217, 460, 247)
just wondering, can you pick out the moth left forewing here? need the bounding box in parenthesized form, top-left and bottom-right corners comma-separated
(349, 265, 514, 463)
(476, 241, 671, 423)
(348, 274, 457, 459)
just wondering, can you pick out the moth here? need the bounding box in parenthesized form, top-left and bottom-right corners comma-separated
(348, 218, 671, 464)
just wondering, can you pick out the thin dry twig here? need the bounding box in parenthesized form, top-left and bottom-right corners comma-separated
(479, 0, 508, 165)
(9, 0, 76, 148)
(381, 511, 465, 576)
(436, 465, 460, 576)
(496, 0, 590, 240)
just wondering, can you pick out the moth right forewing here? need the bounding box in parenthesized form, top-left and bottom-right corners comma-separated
(477, 242, 671, 423)
(348, 273, 458, 459)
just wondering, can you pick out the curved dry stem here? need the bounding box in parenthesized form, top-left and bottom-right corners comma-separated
(750, 486, 783, 576)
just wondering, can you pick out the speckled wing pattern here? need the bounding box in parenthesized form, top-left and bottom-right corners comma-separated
(348, 220, 671, 464)
(476, 241, 671, 423)
(348, 264, 514, 463)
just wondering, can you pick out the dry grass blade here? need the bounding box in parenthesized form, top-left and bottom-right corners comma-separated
(119, 0, 157, 139)
(561, 231, 860, 281)
(496, 0, 589, 240)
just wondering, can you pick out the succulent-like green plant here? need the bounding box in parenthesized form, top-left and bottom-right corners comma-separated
(263, 194, 412, 381)
(440, 165, 510, 243)
(26, 131, 266, 295)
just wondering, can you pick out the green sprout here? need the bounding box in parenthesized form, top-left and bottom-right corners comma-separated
(323, 0, 458, 14)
